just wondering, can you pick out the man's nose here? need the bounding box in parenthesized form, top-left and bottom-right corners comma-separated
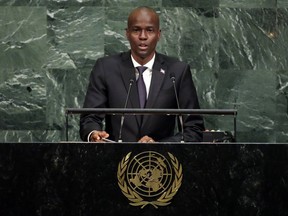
(139, 30, 148, 39)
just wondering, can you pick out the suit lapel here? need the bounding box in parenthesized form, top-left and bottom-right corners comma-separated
(119, 52, 141, 126)
(142, 53, 166, 127)
(119, 52, 168, 132)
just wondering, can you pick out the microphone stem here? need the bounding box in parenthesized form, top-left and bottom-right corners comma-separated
(171, 77, 185, 143)
(118, 79, 134, 142)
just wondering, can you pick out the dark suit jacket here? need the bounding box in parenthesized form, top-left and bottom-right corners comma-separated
(80, 51, 204, 142)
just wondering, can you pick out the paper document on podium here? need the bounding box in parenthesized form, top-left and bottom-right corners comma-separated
(102, 138, 116, 143)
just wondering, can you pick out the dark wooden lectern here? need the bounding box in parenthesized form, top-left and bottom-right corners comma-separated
(1, 142, 288, 216)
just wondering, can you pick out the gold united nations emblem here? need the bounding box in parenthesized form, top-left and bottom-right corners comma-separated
(117, 151, 183, 208)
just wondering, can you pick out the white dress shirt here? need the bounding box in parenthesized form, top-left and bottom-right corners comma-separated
(131, 54, 155, 99)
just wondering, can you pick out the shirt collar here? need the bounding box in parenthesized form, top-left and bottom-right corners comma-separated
(131, 53, 155, 70)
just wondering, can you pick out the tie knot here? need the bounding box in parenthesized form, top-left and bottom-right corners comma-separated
(136, 66, 147, 74)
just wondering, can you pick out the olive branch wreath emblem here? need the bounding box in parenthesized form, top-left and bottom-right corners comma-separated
(117, 152, 183, 209)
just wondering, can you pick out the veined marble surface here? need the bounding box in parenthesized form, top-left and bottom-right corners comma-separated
(0, 0, 287, 142)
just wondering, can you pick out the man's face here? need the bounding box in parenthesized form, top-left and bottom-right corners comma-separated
(126, 9, 161, 64)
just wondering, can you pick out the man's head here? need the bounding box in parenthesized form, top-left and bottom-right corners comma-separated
(126, 6, 161, 65)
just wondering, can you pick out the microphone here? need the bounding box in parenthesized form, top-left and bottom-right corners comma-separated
(170, 73, 185, 143)
(118, 78, 134, 142)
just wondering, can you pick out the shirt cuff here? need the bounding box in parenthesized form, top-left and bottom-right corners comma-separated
(87, 130, 97, 142)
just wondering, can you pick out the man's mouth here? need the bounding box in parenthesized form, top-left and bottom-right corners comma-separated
(139, 44, 148, 50)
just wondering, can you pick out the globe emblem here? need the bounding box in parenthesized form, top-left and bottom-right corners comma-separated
(126, 151, 173, 197)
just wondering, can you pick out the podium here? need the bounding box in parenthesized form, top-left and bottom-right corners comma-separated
(1, 142, 288, 216)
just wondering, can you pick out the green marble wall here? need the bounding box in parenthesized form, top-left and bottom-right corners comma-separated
(0, 0, 287, 143)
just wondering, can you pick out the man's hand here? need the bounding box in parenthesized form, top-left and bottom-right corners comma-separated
(138, 135, 155, 143)
(90, 131, 110, 142)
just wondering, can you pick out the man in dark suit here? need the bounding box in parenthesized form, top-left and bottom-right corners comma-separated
(80, 6, 204, 143)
